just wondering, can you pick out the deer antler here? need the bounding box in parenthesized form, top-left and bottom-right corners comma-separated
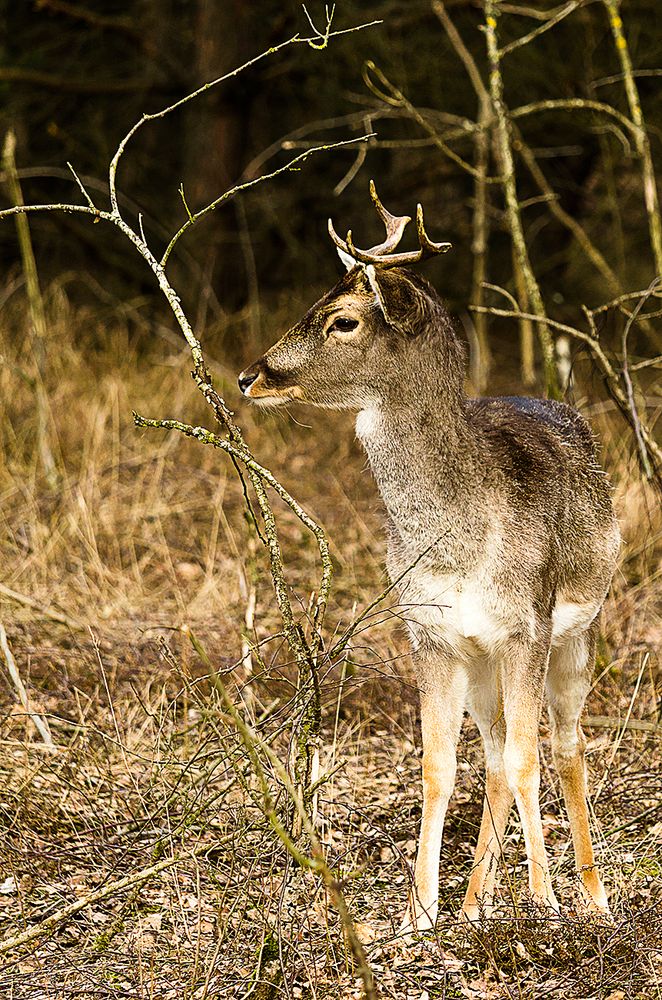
(328, 179, 451, 269)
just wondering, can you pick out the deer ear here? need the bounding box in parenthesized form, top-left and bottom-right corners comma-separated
(365, 265, 388, 316)
(365, 267, 431, 337)
(336, 245, 356, 271)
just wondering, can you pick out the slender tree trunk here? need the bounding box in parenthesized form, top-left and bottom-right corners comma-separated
(483, 0, 560, 398)
(602, 0, 662, 277)
(183, 0, 256, 305)
(2, 130, 58, 486)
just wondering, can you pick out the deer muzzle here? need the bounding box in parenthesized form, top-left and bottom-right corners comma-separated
(238, 358, 303, 402)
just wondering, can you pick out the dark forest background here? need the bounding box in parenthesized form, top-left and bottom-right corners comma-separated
(2, 0, 662, 363)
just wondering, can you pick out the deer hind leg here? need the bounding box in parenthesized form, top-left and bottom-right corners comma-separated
(462, 663, 512, 921)
(401, 652, 467, 933)
(546, 624, 609, 913)
(502, 632, 559, 911)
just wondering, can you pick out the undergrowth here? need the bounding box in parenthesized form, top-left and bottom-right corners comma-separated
(0, 288, 660, 998)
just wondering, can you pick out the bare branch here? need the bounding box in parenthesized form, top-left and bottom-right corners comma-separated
(162, 135, 375, 267)
(499, 0, 585, 56)
(363, 60, 493, 182)
(66, 160, 96, 210)
(107, 15, 380, 217)
(511, 97, 639, 138)
(512, 127, 623, 299)
(592, 68, 662, 89)
(601, 0, 662, 277)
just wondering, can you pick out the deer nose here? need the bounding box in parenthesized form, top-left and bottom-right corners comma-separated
(238, 368, 259, 395)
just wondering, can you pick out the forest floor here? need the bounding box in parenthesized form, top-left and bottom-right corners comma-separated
(0, 291, 660, 998)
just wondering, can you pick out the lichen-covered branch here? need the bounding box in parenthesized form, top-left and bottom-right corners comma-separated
(483, 0, 560, 398)
(433, 1, 492, 387)
(602, 0, 662, 277)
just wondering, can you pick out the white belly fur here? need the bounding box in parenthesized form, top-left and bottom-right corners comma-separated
(551, 600, 600, 644)
(401, 572, 512, 656)
(401, 571, 600, 655)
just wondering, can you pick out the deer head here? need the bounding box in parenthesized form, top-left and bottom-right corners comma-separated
(238, 182, 458, 410)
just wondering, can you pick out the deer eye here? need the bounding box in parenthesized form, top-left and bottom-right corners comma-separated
(330, 317, 359, 333)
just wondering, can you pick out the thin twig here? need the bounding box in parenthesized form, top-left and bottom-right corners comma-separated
(0, 624, 54, 748)
(511, 97, 639, 139)
(513, 126, 622, 299)
(161, 135, 375, 266)
(66, 160, 96, 210)
(106, 18, 380, 218)
(363, 60, 493, 182)
(499, 0, 585, 56)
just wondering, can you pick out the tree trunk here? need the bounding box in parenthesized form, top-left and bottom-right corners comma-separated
(184, 0, 256, 307)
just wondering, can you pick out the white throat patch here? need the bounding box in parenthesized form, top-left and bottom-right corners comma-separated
(355, 407, 382, 441)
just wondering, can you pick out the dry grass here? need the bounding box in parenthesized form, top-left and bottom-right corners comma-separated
(0, 287, 661, 998)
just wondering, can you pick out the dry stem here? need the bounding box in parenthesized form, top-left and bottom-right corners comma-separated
(484, 0, 560, 398)
(602, 0, 662, 276)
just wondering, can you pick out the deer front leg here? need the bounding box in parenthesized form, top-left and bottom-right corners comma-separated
(462, 664, 511, 921)
(502, 631, 559, 911)
(400, 653, 467, 933)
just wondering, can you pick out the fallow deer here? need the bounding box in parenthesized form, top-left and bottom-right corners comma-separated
(238, 183, 620, 931)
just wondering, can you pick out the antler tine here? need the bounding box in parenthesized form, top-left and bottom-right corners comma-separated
(362, 204, 451, 268)
(328, 184, 451, 269)
(346, 230, 358, 258)
(327, 216, 353, 257)
(367, 179, 411, 256)
(414, 202, 452, 258)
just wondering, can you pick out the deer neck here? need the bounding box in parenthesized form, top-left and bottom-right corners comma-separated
(355, 353, 484, 552)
